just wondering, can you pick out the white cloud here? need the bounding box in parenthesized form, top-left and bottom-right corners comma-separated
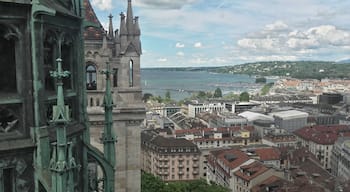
(157, 58, 168, 62)
(240, 55, 297, 61)
(194, 42, 202, 48)
(134, 0, 197, 9)
(175, 42, 185, 48)
(91, 0, 113, 11)
(176, 51, 185, 56)
(237, 38, 280, 50)
(265, 20, 289, 31)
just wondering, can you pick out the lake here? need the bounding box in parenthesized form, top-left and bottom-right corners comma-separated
(141, 69, 266, 101)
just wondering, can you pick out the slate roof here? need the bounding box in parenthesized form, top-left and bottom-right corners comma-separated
(83, 0, 105, 40)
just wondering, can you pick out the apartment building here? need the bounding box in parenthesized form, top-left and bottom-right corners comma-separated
(141, 130, 201, 181)
(294, 124, 350, 170)
(174, 126, 261, 149)
(331, 137, 350, 180)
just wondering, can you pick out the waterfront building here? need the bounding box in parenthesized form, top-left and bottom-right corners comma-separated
(250, 95, 313, 105)
(84, 0, 146, 191)
(188, 103, 226, 118)
(294, 124, 350, 170)
(141, 130, 201, 182)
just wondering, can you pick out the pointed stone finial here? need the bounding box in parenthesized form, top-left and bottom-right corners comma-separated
(120, 12, 127, 35)
(126, 0, 134, 35)
(108, 14, 114, 38)
(134, 16, 140, 36)
(50, 58, 70, 123)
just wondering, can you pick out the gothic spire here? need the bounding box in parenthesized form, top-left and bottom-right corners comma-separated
(108, 14, 114, 38)
(126, 0, 134, 35)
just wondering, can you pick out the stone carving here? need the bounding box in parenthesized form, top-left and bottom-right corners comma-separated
(0, 107, 18, 133)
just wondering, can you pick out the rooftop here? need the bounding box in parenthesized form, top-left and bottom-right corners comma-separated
(270, 110, 308, 120)
(234, 161, 269, 181)
(294, 124, 350, 145)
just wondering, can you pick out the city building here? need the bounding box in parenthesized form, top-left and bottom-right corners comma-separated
(262, 134, 298, 148)
(294, 124, 350, 170)
(250, 95, 313, 105)
(141, 130, 201, 181)
(232, 161, 283, 192)
(84, 0, 146, 191)
(206, 148, 254, 189)
(318, 93, 343, 105)
(331, 137, 350, 180)
(174, 126, 261, 149)
(270, 110, 308, 132)
(188, 103, 225, 118)
(225, 102, 260, 113)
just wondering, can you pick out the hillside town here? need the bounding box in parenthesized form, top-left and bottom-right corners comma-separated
(142, 78, 350, 192)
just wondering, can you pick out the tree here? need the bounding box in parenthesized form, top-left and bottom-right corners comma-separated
(255, 77, 267, 84)
(197, 91, 207, 99)
(213, 88, 222, 98)
(239, 91, 250, 102)
(142, 93, 153, 102)
(141, 172, 166, 192)
(165, 91, 171, 102)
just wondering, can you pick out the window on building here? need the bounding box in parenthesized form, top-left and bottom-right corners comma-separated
(113, 68, 118, 87)
(0, 26, 17, 93)
(43, 30, 56, 91)
(61, 43, 73, 89)
(129, 60, 133, 87)
(0, 168, 14, 192)
(86, 64, 97, 90)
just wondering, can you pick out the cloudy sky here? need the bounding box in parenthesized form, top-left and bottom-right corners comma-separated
(91, 0, 350, 68)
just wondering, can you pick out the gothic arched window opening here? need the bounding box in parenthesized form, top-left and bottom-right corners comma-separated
(86, 64, 97, 90)
(0, 25, 17, 93)
(129, 60, 133, 87)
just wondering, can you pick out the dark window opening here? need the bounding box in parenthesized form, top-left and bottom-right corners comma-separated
(129, 60, 133, 87)
(3, 168, 14, 192)
(43, 33, 56, 91)
(0, 27, 17, 93)
(62, 44, 72, 89)
(113, 68, 118, 87)
(86, 64, 97, 90)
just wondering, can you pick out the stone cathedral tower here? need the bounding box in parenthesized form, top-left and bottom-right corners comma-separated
(84, 0, 145, 191)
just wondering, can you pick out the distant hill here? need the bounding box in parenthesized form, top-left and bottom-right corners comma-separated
(336, 59, 350, 64)
(209, 61, 350, 79)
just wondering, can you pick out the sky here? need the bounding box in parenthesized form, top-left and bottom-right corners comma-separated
(91, 0, 350, 68)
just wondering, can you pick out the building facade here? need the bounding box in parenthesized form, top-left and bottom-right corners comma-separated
(84, 0, 145, 191)
(141, 131, 201, 182)
(331, 137, 350, 180)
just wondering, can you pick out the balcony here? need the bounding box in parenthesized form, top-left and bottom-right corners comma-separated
(193, 163, 199, 168)
(178, 164, 184, 168)
(178, 157, 184, 161)
(179, 171, 184, 175)
(193, 157, 199, 161)
(193, 171, 199, 175)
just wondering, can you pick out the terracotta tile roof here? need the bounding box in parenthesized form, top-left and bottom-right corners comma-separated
(251, 175, 287, 192)
(294, 124, 350, 145)
(234, 161, 269, 181)
(218, 149, 250, 169)
(83, 0, 105, 40)
(254, 147, 281, 161)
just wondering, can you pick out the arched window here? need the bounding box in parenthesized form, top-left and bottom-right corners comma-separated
(129, 60, 133, 87)
(0, 25, 17, 93)
(86, 64, 97, 90)
(113, 68, 118, 87)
